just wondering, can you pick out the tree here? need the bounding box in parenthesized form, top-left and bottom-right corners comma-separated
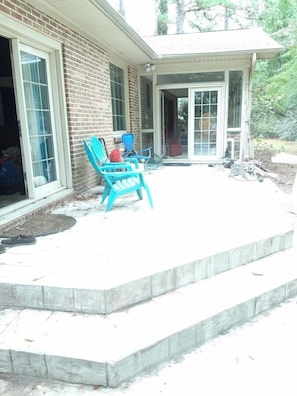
(172, 0, 258, 33)
(252, 0, 297, 140)
(157, 0, 169, 35)
(176, 0, 185, 33)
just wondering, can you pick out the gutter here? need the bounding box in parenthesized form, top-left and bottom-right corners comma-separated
(150, 47, 283, 60)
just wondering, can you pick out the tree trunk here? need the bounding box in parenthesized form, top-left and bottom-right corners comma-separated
(176, 0, 185, 33)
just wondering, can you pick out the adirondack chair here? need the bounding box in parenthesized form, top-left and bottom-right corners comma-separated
(83, 140, 153, 211)
(121, 132, 164, 170)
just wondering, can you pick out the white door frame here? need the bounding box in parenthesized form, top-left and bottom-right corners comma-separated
(156, 82, 225, 161)
(10, 37, 72, 200)
(188, 83, 225, 161)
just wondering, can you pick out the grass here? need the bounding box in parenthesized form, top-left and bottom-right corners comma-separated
(253, 138, 297, 154)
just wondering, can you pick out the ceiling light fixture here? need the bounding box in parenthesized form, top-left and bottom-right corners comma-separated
(144, 63, 156, 73)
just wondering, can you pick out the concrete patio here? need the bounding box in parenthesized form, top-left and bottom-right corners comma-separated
(0, 164, 297, 391)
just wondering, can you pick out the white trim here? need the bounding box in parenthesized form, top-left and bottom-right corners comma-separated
(155, 81, 225, 161)
(188, 84, 224, 161)
(109, 61, 130, 135)
(148, 60, 252, 75)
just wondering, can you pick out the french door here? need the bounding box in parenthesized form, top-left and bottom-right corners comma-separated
(189, 86, 222, 160)
(12, 42, 60, 198)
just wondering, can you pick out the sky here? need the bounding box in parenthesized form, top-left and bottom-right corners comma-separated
(106, 0, 255, 36)
(107, 0, 157, 36)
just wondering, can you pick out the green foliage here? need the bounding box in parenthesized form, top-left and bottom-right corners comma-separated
(258, 0, 296, 34)
(275, 109, 297, 141)
(251, 91, 279, 139)
(251, 0, 297, 141)
(267, 44, 297, 112)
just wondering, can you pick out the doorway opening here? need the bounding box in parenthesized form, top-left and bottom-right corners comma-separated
(160, 84, 224, 162)
(0, 36, 26, 209)
(161, 88, 189, 160)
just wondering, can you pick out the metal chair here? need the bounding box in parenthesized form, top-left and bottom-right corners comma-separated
(122, 132, 164, 171)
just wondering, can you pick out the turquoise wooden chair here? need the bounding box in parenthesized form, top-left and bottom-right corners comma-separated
(83, 140, 153, 211)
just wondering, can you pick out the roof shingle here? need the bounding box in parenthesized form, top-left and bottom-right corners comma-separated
(143, 28, 284, 59)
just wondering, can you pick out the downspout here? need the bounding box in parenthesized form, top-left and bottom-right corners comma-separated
(246, 52, 257, 159)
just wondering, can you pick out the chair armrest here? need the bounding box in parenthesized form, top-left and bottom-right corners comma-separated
(102, 169, 142, 178)
(100, 163, 134, 171)
(139, 147, 152, 155)
(123, 158, 139, 168)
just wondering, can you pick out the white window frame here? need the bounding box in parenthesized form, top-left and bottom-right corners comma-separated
(109, 61, 129, 137)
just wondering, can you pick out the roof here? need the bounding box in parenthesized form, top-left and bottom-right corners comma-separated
(24, 1, 283, 64)
(144, 28, 284, 60)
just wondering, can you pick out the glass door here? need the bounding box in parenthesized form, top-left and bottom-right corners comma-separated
(11, 42, 61, 198)
(21, 50, 58, 190)
(189, 87, 222, 160)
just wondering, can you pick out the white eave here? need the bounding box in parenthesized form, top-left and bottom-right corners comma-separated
(25, 0, 156, 64)
(25, 0, 284, 65)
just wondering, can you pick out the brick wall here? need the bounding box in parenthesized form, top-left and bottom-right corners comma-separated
(63, 41, 113, 192)
(127, 66, 140, 149)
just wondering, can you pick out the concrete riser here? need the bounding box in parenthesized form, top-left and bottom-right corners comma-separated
(0, 229, 295, 387)
(0, 230, 293, 315)
(108, 282, 297, 387)
(1, 280, 296, 387)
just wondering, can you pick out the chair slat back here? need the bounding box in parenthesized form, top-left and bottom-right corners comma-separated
(122, 133, 134, 152)
(90, 136, 108, 164)
(83, 140, 103, 175)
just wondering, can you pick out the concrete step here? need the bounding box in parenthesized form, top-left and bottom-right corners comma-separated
(0, 229, 293, 314)
(0, 244, 297, 387)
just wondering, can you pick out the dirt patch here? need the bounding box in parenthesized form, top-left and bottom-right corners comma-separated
(254, 149, 297, 194)
(3, 214, 77, 237)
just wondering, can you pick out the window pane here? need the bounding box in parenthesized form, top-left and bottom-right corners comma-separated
(193, 89, 218, 157)
(140, 76, 153, 129)
(110, 63, 126, 131)
(157, 71, 224, 85)
(228, 71, 243, 128)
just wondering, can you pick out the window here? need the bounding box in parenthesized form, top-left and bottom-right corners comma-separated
(157, 71, 224, 85)
(109, 63, 126, 131)
(227, 71, 243, 159)
(140, 76, 153, 130)
(228, 71, 243, 128)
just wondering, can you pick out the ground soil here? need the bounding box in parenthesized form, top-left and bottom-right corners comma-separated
(253, 149, 297, 194)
